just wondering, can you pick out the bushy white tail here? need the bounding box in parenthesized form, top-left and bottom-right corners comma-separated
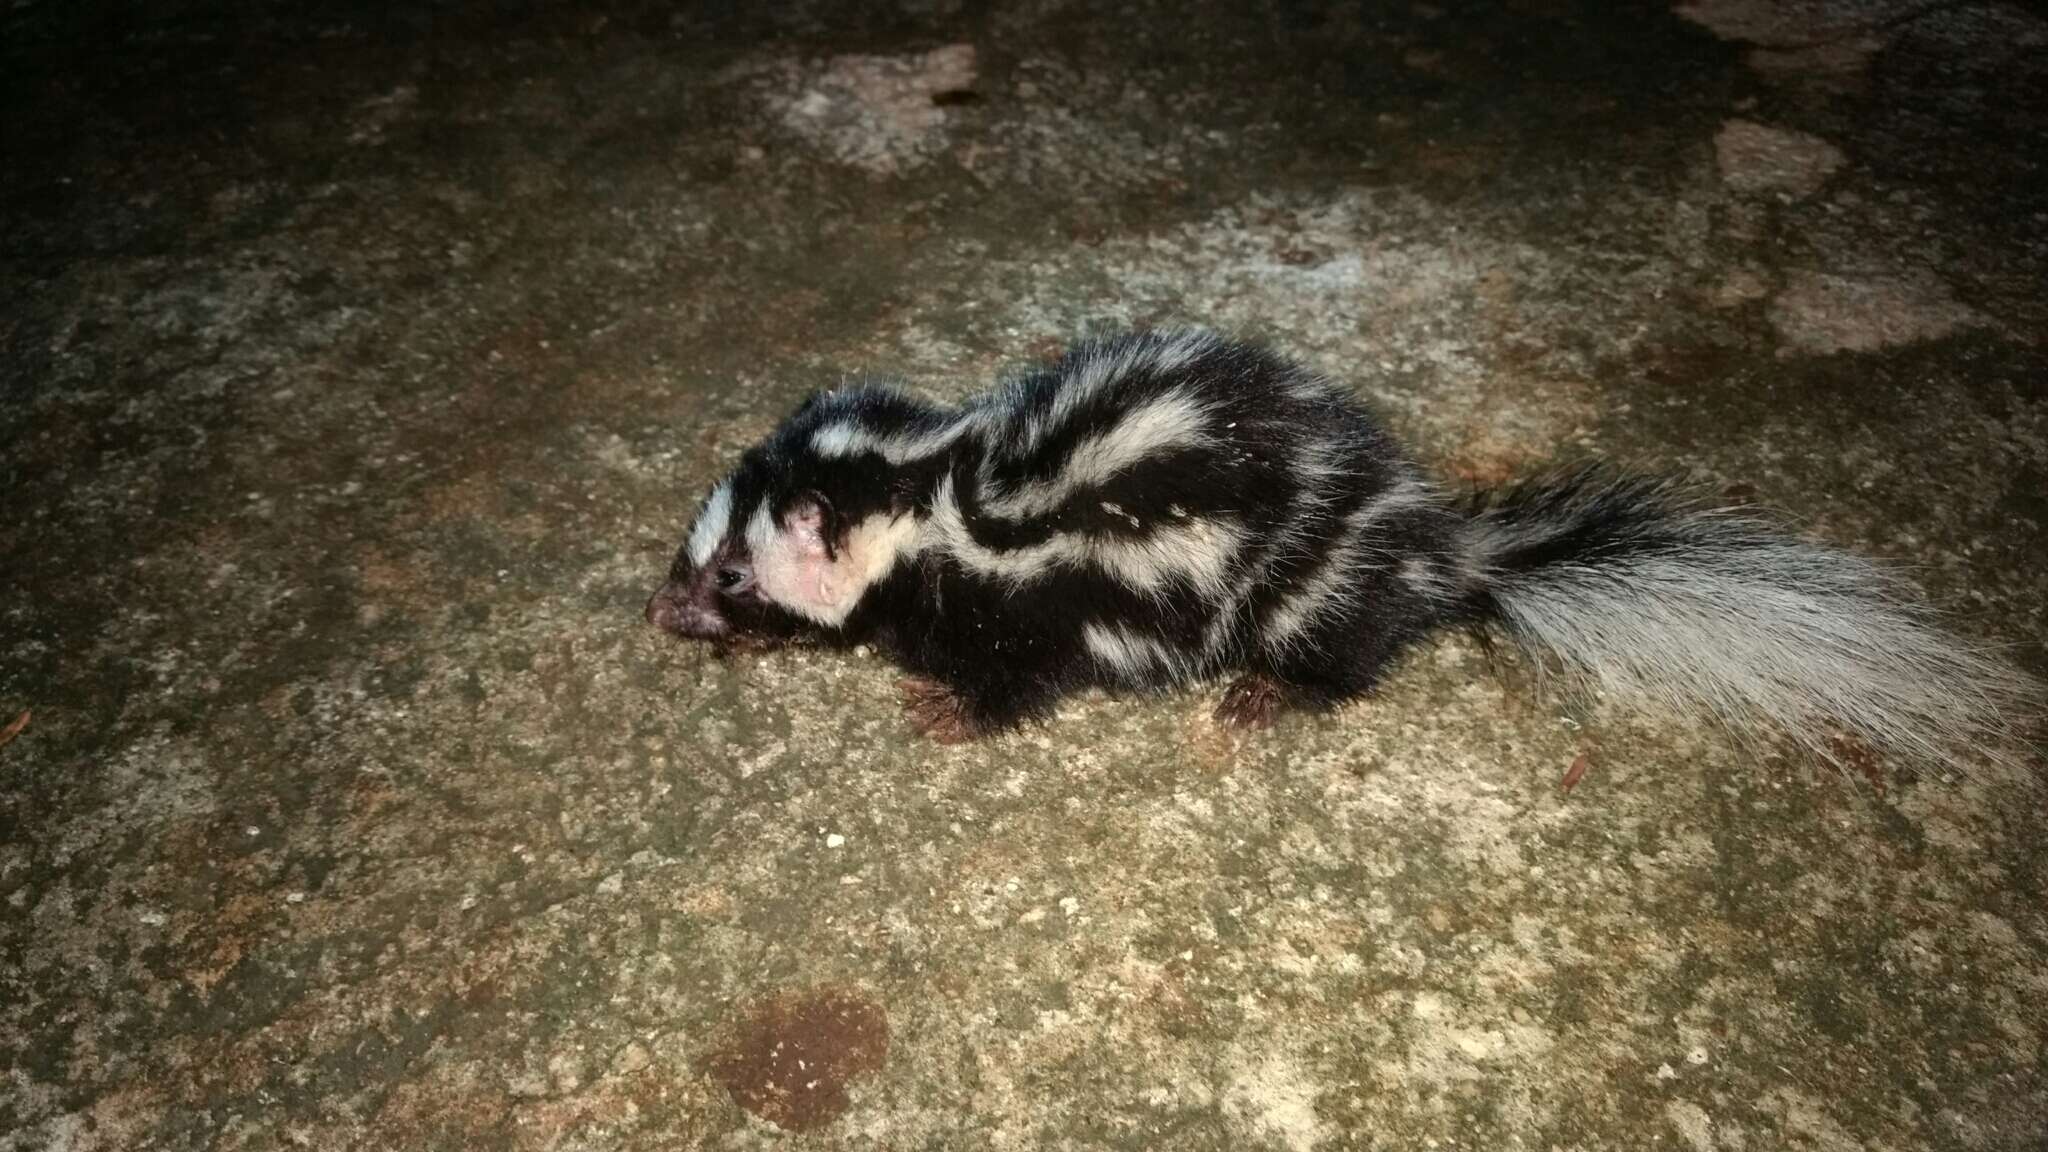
(1459, 468, 2040, 773)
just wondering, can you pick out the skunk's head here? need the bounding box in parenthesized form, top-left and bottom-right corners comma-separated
(646, 386, 950, 647)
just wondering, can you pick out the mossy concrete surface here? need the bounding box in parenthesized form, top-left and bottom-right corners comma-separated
(4, 2, 2046, 1149)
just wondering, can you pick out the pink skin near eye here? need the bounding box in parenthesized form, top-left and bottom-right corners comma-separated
(749, 500, 843, 617)
(649, 492, 891, 639)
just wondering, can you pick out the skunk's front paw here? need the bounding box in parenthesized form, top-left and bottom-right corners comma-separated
(897, 676, 985, 744)
(1214, 674, 1286, 729)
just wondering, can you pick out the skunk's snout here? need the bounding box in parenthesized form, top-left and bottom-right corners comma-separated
(644, 585, 683, 632)
(645, 580, 728, 639)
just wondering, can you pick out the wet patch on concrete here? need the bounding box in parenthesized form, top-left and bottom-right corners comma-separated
(707, 986, 889, 1132)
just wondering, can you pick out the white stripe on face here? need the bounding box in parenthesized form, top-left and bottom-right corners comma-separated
(686, 480, 735, 568)
(743, 498, 777, 557)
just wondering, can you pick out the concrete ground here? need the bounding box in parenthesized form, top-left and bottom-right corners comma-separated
(4, 1, 2046, 1148)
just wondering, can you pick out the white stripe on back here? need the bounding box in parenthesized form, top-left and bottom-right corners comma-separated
(983, 387, 1215, 518)
(810, 416, 972, 464)
(1263, 475, 1437, 651)
(929, 472, 1244, 600)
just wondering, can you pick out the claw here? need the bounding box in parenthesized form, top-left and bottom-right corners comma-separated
(1214, 674, 1285, 729)
(897, 677, 984, 744)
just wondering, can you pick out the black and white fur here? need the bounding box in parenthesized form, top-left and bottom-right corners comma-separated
(647, 329, 2037, 762)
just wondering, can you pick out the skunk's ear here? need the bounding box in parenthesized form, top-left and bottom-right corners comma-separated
(782, 490, 839, 560)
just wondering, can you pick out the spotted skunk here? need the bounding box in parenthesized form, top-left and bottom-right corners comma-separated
(646, 329, 2036, 763)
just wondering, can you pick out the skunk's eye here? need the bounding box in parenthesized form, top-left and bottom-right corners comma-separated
(715, 566, 753, 593)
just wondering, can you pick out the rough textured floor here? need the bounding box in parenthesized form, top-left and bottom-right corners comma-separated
(4, 2, 2047, 1149)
